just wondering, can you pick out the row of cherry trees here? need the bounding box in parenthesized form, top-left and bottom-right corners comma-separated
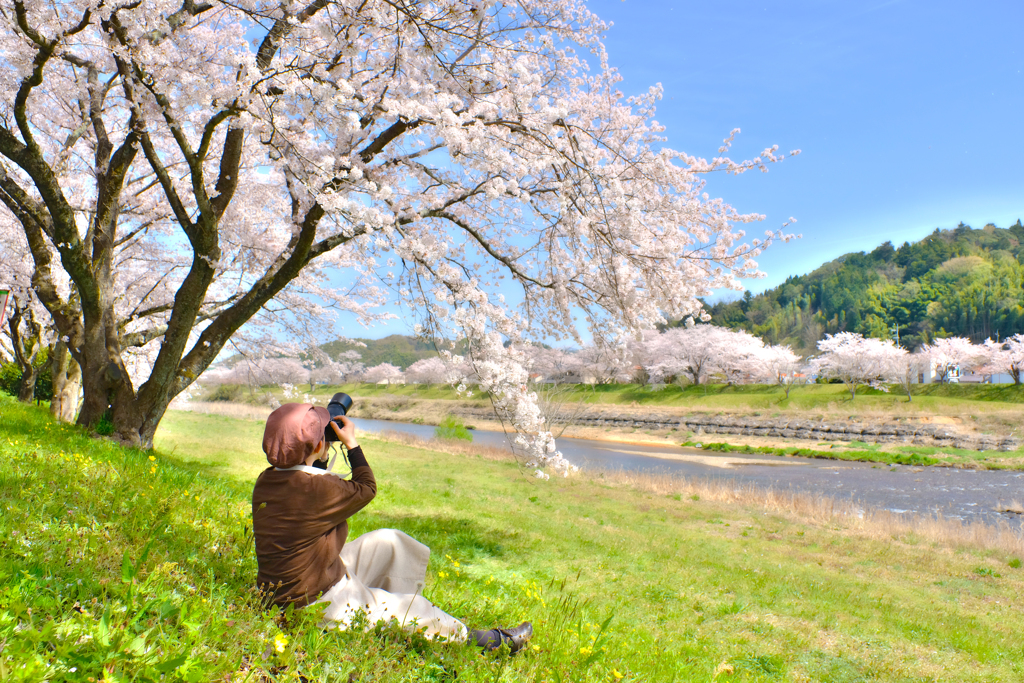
(811, 332, 1024, 400)
(200, 353, 462, 392)
(195, 327, 1024, 403)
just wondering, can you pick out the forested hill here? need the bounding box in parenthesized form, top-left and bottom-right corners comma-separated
(320, 334, 439, 370)
(705, 220, 1024, 352)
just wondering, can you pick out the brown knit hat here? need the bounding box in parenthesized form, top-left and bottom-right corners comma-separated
(262, 403, 331, 468)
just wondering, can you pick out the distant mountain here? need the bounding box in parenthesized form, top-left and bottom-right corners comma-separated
(320, 334, 441, 369)
(704, 220, 1024, 352)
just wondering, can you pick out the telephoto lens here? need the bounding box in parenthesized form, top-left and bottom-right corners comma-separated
(324, 392, 354, 443)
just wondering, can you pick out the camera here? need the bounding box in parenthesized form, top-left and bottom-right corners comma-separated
(324, 392, 354, 443)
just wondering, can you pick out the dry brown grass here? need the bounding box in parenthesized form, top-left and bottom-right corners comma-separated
(374, 429, 1024, 559)
(601, 468, 1024, 557)
(173, 400, 273, 421)
(999, 499, 1024, 515)
(372, 428, 516, 462)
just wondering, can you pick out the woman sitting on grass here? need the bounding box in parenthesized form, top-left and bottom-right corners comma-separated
(252, 402, 532, 653)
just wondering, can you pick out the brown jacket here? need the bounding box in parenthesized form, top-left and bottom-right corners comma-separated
(252, 447, 376, 608)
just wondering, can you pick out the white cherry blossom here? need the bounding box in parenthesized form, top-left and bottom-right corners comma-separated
(0, 0, 794, 473)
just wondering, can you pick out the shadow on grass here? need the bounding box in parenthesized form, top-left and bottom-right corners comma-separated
(911, 383, 1024, 402)
(594, 383, 784, 400)
(356, 511, 517, 564)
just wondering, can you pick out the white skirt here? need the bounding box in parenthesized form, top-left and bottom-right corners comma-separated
(316, 529, 467, 642)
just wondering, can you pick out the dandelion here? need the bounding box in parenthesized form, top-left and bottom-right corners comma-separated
(612, 670, 624, 680)
(148, 455, 155, 461)
(273, 633, 289, 654)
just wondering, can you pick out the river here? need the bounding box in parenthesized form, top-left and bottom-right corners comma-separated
(354, 418, 1024, 530)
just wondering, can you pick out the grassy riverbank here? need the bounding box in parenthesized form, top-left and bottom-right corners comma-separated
(201, 381, 1024, 470)
(218, 380, 1024, 414)
(682, 441, 1024, 470)
(3, 396, 1024, 681)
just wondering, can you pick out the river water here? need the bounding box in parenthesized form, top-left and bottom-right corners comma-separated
(354, 418, 1024, 530)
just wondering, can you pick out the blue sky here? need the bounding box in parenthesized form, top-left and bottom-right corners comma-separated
(589, 0, 1023, 297)
(342, 0, 1024, 338)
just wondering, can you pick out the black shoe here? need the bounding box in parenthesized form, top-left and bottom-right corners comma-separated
(472, 622, 533, 654)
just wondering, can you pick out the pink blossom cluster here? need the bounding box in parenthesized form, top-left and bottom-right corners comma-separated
(0, 0, 795, 459)
(524, 327, 802, 389)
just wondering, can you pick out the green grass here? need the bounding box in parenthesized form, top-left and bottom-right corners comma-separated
(4, 396, 1024, 681)
(684, 441, 1024, 469)
(687, 442, 944, 467)
(578, 381, 1024, 410)
(242, 380, 1024, 411)
(434, 414, 474, 442)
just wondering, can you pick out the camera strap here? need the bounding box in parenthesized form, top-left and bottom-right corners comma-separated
(325, 443, 352, 479)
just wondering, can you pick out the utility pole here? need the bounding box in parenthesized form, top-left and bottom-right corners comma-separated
(890, 322, 901, 349)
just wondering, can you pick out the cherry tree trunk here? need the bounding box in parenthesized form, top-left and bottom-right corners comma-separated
(71, 307, 174, 449)
(7, 300, 42, 404)
(50, 341, 81, 423)
(17, 365, 38, 403)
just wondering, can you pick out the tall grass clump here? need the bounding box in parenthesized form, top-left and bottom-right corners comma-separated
(434, 414, 473, 442)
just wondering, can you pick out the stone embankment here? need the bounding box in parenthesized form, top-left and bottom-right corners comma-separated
(454, 407, 1019, 452)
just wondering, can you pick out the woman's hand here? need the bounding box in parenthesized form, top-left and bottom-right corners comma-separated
(329, 415, 359, 450)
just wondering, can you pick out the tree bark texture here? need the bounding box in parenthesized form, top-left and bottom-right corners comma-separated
(0, 3, 340, 447)
(6, 297, 41, 403)
(50, 340, 82, 423)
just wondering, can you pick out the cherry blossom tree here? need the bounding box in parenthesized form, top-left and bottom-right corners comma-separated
(920, 337, 985, 384)
(717, 329, 766, 385)
(525, 346, 578, 384)
(982, 335, 1024, 385)
(361, 362, 404, 385)
(644, 325, 759, 386)
(405, 357, 451, 384)
(520, 345, 591, 437)
(574, 344, 633, 384)
(3, 293, 43, 401)
(881, 347, 926, 402)
(0, 1, 795, 474)
(331, 349, 366, 384)
(0, 215, 51, 402)
(811, 332, 898, 399)
(252, 357, 310, 387)
(620, 331, 663, 386)
(755, 344, 803, 398)
(300, 346, 364, 390)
